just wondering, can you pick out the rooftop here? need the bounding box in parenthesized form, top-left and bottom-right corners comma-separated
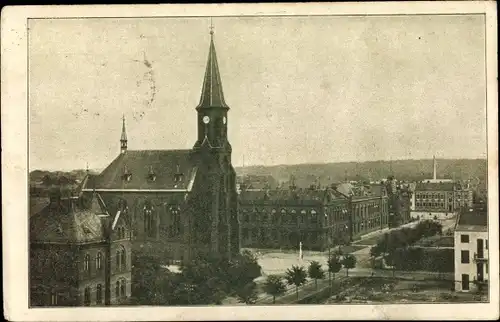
(455, 209, 488, 232)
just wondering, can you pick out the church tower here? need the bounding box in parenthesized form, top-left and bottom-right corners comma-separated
(193, 25, 231, 152)
(192, 23, 239, 259)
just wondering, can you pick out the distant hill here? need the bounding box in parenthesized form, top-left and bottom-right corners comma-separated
(235, 158, 487, 188)
(29, 169, 100, 186)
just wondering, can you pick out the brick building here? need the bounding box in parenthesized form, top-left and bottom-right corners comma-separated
(80, 29, 239, 264)
(30, 191, 132, 306)
(238, 182, 391, 251)
(413, 182, 473, 214)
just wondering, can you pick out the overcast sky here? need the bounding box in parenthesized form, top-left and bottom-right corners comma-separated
(29, 15, 487, 171)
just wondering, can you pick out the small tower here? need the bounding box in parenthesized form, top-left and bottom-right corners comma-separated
(120, 114, 128, 154)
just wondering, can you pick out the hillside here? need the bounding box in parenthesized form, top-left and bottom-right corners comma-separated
(235, 158, 487, 187)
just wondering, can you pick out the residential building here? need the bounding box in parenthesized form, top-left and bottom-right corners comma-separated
(30, 190, 132, 306)
(454, 208, 488, 293)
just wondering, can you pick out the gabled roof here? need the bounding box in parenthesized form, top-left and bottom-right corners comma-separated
(239, 187, 345, 204)
(30, 194, 107, 244)
(197, 33, 228, 110)
(87, 150, 197, 191)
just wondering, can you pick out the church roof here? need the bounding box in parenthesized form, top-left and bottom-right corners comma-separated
(197, 33, 228, 110)
(88, 150, 198, 191)
(30, 194, 107, 244)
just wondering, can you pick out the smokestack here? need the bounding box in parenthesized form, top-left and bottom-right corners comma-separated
(433, 155, 437, 180)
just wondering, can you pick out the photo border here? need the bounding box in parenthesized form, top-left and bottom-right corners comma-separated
(2, 2, 498, 321)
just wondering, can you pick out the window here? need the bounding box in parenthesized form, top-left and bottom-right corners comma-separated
(120, 247, 126, 270)
(96, 284, 103, 304)
(84, 287, 91, 306)
(84, 254, 90, 272)
(486, 239, 488, 249)
(462, 274, 470, 291)
(116, 250, 121, 270)
(120, 279, 126, 298)
(50, 292, 57, 306)
(461, 250, 470, 264)
(115, 281, 120, 298)
(96, 252, 103, 270)
(461, 234, 470, 243)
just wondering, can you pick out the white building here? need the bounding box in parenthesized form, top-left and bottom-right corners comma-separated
(454, 209, 488, 293)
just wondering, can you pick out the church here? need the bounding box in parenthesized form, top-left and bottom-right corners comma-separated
(81, 28, 240, 263)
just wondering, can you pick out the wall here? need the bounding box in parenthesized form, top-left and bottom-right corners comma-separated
(454, 230, 489, 292)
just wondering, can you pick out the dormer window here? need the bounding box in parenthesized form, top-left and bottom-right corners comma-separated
(174, 164, 184, 183)
(122, 166, 132, 182)
(148, 166, 156, 182)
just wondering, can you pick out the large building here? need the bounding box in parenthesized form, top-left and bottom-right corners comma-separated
(411, 156, 473, 216)
(238, 181, 391, 251)
(30, 191, 132, 306)
(79, 30, 239, 263)
(454, 207, 488, 293)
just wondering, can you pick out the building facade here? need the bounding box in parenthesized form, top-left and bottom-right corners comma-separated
(238, 182, 390, 251)
(413, 182, 473, 214)
(30, 191, 132, 306)
(454, 208, 488, 293)
(80, 30, 239, 264)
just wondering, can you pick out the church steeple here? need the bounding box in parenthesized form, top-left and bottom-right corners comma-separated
(120, 114, 127, 154)
(194, 22, 231, 150)
(197, 22, 229, 110)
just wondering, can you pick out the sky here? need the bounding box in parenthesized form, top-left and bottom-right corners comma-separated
(28, 15, 487, 171)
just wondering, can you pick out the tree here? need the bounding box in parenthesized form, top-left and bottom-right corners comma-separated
(327, 255, 342, 296)
(341, 254, 357, 277)
(307, 261, 325, 290)
(264, 275, 286, 304)
(235, 281, 258, 305)
(285, 265, 307, 301)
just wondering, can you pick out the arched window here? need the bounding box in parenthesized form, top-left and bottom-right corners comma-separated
(120, 246, 126, 270)
(96, 252, 103, 271)
(115, 281, 120, 298)
(120, 279, 126, 298)
(96, 284, 103, 304)
(84, 254, 90, 272)
(84, 287, 91, 306)
(116, 249, 120, 269)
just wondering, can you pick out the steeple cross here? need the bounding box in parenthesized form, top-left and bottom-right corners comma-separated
(209, 17, 214, 35)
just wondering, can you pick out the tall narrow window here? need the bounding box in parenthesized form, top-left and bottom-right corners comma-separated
(120, 279, 126, 298)
(116, 249, 120, 270)
(50, 292, 57, 306)
(115, 281, 120, 298)
(96, 252, 103, 271)
(84, 287, 91, 306)
(84, 254, 90, 272)
(120, 246, 126, 270)
(96, 284, 103, 304)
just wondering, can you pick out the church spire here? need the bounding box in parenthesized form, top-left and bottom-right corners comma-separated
(120, 114, 127, 154)
(197, 20, 229, 110)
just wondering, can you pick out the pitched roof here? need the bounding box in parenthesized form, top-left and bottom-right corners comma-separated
(415, 182, 455, 191)
(239, 188, 344, 204)
(88, 150, 198, 190)
(30, 194, 107, 244)
(455, 210, 488, 232)
(197, 34, 228, 110)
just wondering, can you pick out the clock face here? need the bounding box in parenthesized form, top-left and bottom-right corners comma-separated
(223, 116, 227, 124)
(203, 116, 210, 124)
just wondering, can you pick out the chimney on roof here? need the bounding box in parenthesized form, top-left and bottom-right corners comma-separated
(433, 155, 437, 180)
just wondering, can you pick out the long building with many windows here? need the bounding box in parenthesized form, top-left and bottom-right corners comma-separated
(238, 182, 392, 251)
